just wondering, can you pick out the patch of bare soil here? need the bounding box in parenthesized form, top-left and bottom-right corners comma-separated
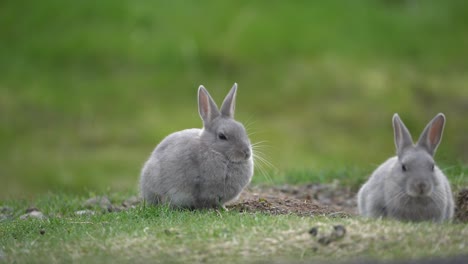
(227, 183, 357, 217)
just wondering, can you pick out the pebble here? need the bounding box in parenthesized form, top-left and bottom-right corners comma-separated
(0, 206, 14, 221)
(333, 225, 346, 237)
(311, 224, 347, 246)
(20, 208, 46, 220)
(308, 227, 318, 237)
(122, 196, 141, 208)
(108, 206, 123, 213)
(318, 236, 332, 245)
(84, 196, 112, 211)
(75, 210, 96, 216)
(1, 206, 13, 214)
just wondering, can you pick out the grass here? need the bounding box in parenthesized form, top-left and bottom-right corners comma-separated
(1, 193, 467, 264)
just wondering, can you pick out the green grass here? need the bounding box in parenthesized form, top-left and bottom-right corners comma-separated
(1, 193, 467, 264)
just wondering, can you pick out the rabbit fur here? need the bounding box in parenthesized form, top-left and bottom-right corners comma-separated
(357, 113, 454, 222)
(140, 84, 254, 209)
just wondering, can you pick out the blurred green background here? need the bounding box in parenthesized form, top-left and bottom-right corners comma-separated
(1, 0, 468, 199)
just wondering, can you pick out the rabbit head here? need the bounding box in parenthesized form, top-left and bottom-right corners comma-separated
(197, 83, 252, 163)
(392, 113, 446, 198)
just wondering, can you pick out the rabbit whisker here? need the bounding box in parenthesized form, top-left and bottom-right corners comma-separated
(253, 150, 277, 172)
(251, 140, 270, 147)
(252, 149, 276, 183)
(255, 161, 272, 183)
(248, 131, 260, 137)
(243, 116, 257, 130)
(429, 191, 445, 213)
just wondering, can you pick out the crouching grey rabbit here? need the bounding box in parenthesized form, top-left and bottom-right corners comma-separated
(357, 113, 454, 222)
(140, 84, 254, 209)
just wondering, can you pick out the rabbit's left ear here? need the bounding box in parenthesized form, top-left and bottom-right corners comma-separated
(393, 114, 414, 156)
(220, 83, 237, 118)
(417, 113, 445, 156)
(198, 85, 220, 125)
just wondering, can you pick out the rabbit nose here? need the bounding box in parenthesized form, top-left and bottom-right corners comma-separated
(417, 182, 429, 195)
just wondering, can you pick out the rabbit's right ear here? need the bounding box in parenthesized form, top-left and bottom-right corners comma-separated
(417, 113, 445, 156)
(220, 83, 237, 118)
(198, 86, 220, 125)
(393, 114, 414, 155)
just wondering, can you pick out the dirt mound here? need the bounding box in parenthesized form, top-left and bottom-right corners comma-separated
(228, 184, 357, 217)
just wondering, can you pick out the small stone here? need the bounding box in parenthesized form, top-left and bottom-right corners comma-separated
(315, 225, 347, 246)
(1, 206, 13, 214)
(20, 210, 46, 220)
(0, 206, 14, 221)
(333, 225, 346, 238)
(122, 196, 141, 208)
(109, 206, 124, 213)
(317, 236, 331, 245)
(25, 207, 40, 213)
(39, 229, 45, 235)
(84, 196, 112, 211)
(308, 227, 318, 237)
(75, 210, 96, 216)
(164, 228, 179, 236)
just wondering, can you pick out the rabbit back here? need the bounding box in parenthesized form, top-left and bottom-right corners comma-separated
(140, 129, 202, 208)
(436, 168, 454, 219)
(358, 157, 395, 218)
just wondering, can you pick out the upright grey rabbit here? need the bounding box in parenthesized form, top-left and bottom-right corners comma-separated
(357, 113, 454, 222)
(140, 84, 254, 209)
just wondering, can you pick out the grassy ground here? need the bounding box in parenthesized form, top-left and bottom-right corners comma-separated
(1, 193, 467, 264)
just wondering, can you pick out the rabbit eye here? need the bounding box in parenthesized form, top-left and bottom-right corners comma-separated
(218, 133, 227, 140)
(402, 164, 407, 172)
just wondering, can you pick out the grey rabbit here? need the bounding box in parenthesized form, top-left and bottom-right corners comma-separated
(140, 83, 254, 209)
(357, 113, 454, 222)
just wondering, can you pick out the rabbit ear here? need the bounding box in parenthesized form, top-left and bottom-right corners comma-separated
(220, 83, 237, 118)
(198, 85, 220, 125)
(417, 113, 445, 156)
(393, 114, 414, 155)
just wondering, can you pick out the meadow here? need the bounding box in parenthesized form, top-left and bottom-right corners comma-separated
(1, 1, 468, 263)
(1, 194, 468, 264)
